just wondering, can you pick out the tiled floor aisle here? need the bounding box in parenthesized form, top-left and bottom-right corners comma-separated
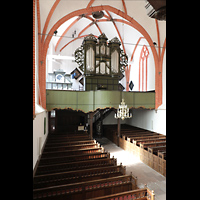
(95, 137, 166, 200)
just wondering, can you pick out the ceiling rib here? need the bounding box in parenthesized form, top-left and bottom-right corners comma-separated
(58, 11, 140, 53)
(55, 16, 81, 52)
(59, 34, 98, 52)
(105, 10, 126, 54)
(121, 0, 127, 14)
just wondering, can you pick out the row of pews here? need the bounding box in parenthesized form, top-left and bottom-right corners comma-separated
(104, 125, 166, 176)
(33, 130, 155, 200)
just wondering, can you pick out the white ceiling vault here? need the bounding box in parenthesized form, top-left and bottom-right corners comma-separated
(39, 0, 166, 59)
(38, 0, 166, 93)
(53, 10, 144, 60)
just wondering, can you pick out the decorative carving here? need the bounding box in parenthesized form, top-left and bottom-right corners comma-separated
(70, 68, 82, 80)
(74, 33, 129, 91)
(109, 37, 121, 45)
(83, 34, 97, 42)
(75, 46, 84, 71)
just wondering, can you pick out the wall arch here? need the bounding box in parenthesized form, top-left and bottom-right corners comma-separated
(41, 5, 161, 109)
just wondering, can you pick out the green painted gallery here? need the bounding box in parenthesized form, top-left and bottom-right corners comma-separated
(46, 90, 155, 113)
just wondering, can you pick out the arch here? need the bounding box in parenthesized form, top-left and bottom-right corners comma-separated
(41, 5, 161, 109)
(161, 38, 166, 66)
(55, 16, 81, 52)
(125, 37, 145, 91)
(41, 0, 61, 44)
(60, 34, 98, 52)
(139, 45, 149, 92)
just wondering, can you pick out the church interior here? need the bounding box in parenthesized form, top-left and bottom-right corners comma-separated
(33, 0, 166, 199)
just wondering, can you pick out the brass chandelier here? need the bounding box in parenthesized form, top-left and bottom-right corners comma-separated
(114, 99, 132, 120)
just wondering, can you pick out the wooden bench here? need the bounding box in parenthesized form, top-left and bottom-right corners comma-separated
(47, 133, 90, 141)
(41, 147, 104, 158)
(125, 133, 159, 140)
(157, 151, 166, 176)
(87, 188, 155, 200)
(120, 130, 151, 135)
(48, 130, 87, 136)
(43, 142, 100, 152)
(129, 135, 165, 143)
(36, 157, 117, 175)
(133, 138, 166, 146)
(39, 152, 110, 166)
(34, 126, 157, 200)
(140, 142, 166, 149)
(33, 175, 137, 200)
(45, 139, 96, 148)
(48, 133, 89, 139)
(148, 146, 166, 155)
(33, 165, 126, 189)
(158, 151, 166, 160)
(46, 136, 90, 143)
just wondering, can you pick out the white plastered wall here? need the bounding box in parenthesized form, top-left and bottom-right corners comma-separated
(33, 111, 49, 170)
(126, 50, 166, 135)
(33, 2, 49, 170)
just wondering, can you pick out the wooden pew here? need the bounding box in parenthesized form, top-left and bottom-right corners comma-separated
(33, 165, 126, 189)
(48, 130, 87, 136)
(41, 147, 104, 158)
(148, 146, 166, 155)
(158, 151, 166, 160)
(36, 157, 117, 175)
(120, 130, 151, 134)
(43, 142, 99, 152)
(140, 142, 166, 149)
(133, 138, 166, 146)
(129, 135, 165, 143)
(46, 136, 90, 143)
(33, 175, 137, 200)
(49, 133, 89, 139)
(87, 188, 155, 200)
(39, 151, 110, 166)
(122, 132, 158, 137)
(34, 126, 157, 200)
(47, 133, 90, 141)
(45, 139, 96, 148)
(124, 133, 160, 141)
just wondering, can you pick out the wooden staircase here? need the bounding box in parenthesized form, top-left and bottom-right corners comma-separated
(93, 108, 113, 136)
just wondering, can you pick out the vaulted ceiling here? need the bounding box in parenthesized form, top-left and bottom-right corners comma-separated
(35, 0, 166, 110)
(52, 9, 144, 61)
(38, 0, 166, 60)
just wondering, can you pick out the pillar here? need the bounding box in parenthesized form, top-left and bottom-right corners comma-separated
(89, 112, 94, 139)
(117, 118, 121, 146)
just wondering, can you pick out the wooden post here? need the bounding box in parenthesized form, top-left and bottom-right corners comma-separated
(89, 112, 94, 139)
(152, 190, 155, 200)
(117, 118, 121, 146)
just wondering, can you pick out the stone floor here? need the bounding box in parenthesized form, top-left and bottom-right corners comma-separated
(94, 137, 166, 200)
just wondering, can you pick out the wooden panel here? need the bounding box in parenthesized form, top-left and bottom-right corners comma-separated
(46, 90, 155, 112)
(94, 90, 120, 108)
(104, 125, 166, 177)
(134, 92, 155, 109)
(121, 92, 134, 108)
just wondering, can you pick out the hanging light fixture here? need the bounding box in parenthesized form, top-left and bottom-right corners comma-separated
(114, 99, 132, 120)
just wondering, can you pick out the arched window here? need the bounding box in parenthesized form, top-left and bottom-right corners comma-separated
(139, 45, 149, 91)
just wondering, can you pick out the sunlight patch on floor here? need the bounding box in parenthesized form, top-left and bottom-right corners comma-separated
(109, 150, 141, 166)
